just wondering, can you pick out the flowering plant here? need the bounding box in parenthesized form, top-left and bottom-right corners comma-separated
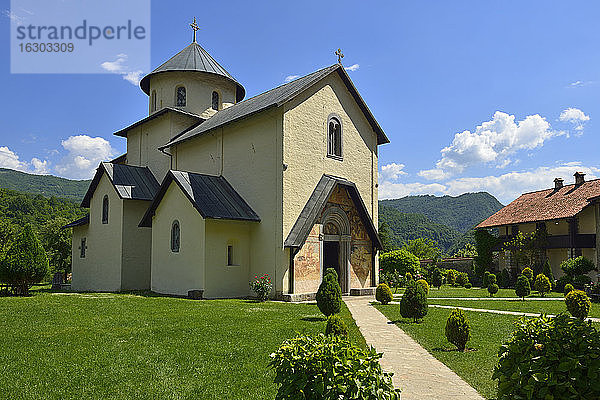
(250, 273, 272, 301)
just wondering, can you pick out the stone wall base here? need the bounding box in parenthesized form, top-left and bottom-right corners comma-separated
(350, 287, 376, 296)
(278, 287, 376, 302)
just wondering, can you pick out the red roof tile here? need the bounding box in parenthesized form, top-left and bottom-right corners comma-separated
(477, 179, 600, 228)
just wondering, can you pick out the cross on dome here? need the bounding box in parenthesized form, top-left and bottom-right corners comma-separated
(190, 17, 199, 43)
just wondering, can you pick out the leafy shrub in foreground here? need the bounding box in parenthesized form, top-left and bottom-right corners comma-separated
(488, 283, 499, 297)
(445, 308, 471, 351)
(316, 272, 341, 316)
(564, 283, 575, 295)
(493, 314, 600, 400)
(416, 279, 429, 295)
(400, 282, 427, 322)
(565, 290, 591, 320)
(515, 275, 530, 300)
(375, 283, 393, 305)
(270, 334, 401, 400)
(325, 314, 348, 337)
(533, 273, 551, 297)
(521, 267, 533, 282)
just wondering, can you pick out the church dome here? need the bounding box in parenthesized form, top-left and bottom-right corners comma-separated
(139, 42, 245, 102)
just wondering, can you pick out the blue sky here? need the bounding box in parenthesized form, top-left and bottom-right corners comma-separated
(0, 1, 599, 203)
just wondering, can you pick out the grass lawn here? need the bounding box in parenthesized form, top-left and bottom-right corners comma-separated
(391, 285, 564, 298)
(374, 304, 517, 399)
(429, 298, 600, 319)
(0, 291, 364, 400)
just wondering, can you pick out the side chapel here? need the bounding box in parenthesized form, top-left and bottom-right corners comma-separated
(64, 21, 389, 300)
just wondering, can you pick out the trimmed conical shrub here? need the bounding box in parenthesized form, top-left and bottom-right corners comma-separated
(542, 260, 554, 289)
(0, 225, 48, 296)
(533, 274, 551, 297)
(431, 267, 443, 289)
(515, 275, 531, 300)
(316, 272, 342, 316)
(400, 282, 427, 322)
(488, 283, 499, 297)
(522, 267, 534, 282)
(375, 283, 393, 304)
(565, 290, 591, 320)
(445, 308, 471, 351)
(325, 314, 348, 337)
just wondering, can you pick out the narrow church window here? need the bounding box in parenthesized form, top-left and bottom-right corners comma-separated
(176, 86, 186, 107)
(102, 195, 109, 224)
(212, 91, 220, 111)
(327, 116, 342, 159)
(171, 220, 180, 253)
(227, 245, 234, 265)
(151, 90, 157, 112)
(80, 238, 87, 258)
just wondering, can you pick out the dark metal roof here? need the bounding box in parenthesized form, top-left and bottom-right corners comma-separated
(285, 174, 383, 249)
(139, 170, 260, 227)
(62, 214, 89, 229)
(139, 42, 245, 102)
(81, 163, 160, 207)
(160, 64, 389, 149)
(110, 153, 127, 164)
(114, 107, 203, 137)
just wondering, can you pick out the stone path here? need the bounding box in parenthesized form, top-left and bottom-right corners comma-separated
(408, 297, 565, 301)
(344, 296, 484, 400)
(428, 304, 600, 323)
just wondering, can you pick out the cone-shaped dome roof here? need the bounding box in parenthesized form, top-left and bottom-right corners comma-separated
(140, 42, 245, 102)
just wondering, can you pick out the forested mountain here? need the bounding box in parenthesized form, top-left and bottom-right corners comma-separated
(0, 168, 90, 202)
(378, 192, 504, 254)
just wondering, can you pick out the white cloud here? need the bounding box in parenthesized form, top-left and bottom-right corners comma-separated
(284, 75, 300, 83)
(0, 146, 50, 175)
(559, 107, 590, 132)
(419, 111, 564, 179)
(379, 181, 447, 200)
(417, 168, 450, 181)
(30, 158, 49, 174)
(345, 64, 360, 72)
(380, 163, 407, 181)
(55, 135, 115, 179)
(101, 54, 143, 86)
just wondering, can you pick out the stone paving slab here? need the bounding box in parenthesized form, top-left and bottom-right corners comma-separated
(428, 304, 600, 323)
(344, 296, 484, 400)
(399, 297, 565, 301)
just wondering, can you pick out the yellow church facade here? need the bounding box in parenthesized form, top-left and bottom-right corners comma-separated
(66, 33, 388, 300)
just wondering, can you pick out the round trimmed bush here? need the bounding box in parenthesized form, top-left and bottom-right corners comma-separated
(515, 275, 531, 300)
(416, 279, 429, 296)
(445, 308, 471, 351)
(488, 283, 499, 297)
(400, 282, 428, 322)
(493, 314, 600, 399)
(464, 283, 472, 289)
(316, 273, 342, 316)
(325, 314, 348, 337)
(533, 273, 551, 297)
(564, 283, 575, 296)
(446, 269, 457, 286)
(456, 272, 469, 287)
(487, 273, 497, 286)
(522, 267, 534, 281)
(375, 283, 393, 305)
(565, 290, 591, 320)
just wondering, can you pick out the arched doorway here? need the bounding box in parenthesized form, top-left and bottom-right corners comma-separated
(321, 205, 351, 293)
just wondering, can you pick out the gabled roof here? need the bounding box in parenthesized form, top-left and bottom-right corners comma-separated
(81, 163, 160, 207)
(62, 214, 89, 229)
(139, 42, 245, 102)
(285, 174, 382, 249)
(160, 64, 389, 150)
(114, 107, 203, 137)
(139, 170, 260, 227)
(477, 179, 600, 228)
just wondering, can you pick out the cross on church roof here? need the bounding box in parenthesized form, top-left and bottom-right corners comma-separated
(335, 48, 344, 64)
(190, 17, 199, 43)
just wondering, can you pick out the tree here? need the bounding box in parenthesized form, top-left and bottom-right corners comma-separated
(474, 229, 496, 277)
(401, 238, 441, 260)
(521, 267, 533, 282)
(378, 222, 395, 252)
(452, 243, 478, 258)
(502, 230, 547, 271)
(431, 267, 443, 289)
(542, 259, 554, 288)
(39, 217, 72, 278)
(0, 224, 48, 295)
(533, 274, 551, 297)
(515, 275, 531, 300)
(399, 282, 428, 322)
(316, 271, 342, 316)
(379, 249, 420, 275)
(499, 269, 510, 289)
(446, 269, 458, 286)
(560, 256, 596, 278)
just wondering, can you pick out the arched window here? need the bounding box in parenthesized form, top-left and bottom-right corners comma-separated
(211, 91, 220, 111)
(171, 220, 180, 253)
(176, 86, 186, 107)
(151, 90, 157, 112)
(327, 116, 342, 159)
(102, 195, 109, 224)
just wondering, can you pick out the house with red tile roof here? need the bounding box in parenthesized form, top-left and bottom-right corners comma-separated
(477, 172, 600, 280)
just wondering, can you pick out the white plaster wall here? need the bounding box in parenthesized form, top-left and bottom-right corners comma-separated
(71, 174, 123, 291)
(204, 219, 251, 298)
(149, 72, 237, 118)
(70, 224, 88, 288)
(120, 200, 152, 290)
(547, 220, 569, 236)
(578, 206, 596, 234)
(151, 183, 205, 296)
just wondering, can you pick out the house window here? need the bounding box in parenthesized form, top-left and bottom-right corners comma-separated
(327, 116, 342, 159)
(227, 244, 234, 266)
(80, 238, 87, 258)
(211, 91, 220, 110)
(176, 86, 186, 106)
(171, 220, 180, 253)
(151, 90, 157, 112)
(102, 195, 109, 224)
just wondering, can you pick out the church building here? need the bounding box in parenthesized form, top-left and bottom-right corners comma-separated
(65, 23, 389, 300)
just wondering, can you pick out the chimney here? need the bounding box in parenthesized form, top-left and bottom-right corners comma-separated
(554, 178, 564, 190)
(574, 171, 586, 185)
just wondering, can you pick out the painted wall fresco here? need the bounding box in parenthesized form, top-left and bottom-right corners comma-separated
(293, 224, 321, 293)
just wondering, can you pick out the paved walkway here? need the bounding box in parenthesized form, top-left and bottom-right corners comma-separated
(407, 297, 564, 301)
(344, 296, 484, 400)
(428, 304, 600, 323)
